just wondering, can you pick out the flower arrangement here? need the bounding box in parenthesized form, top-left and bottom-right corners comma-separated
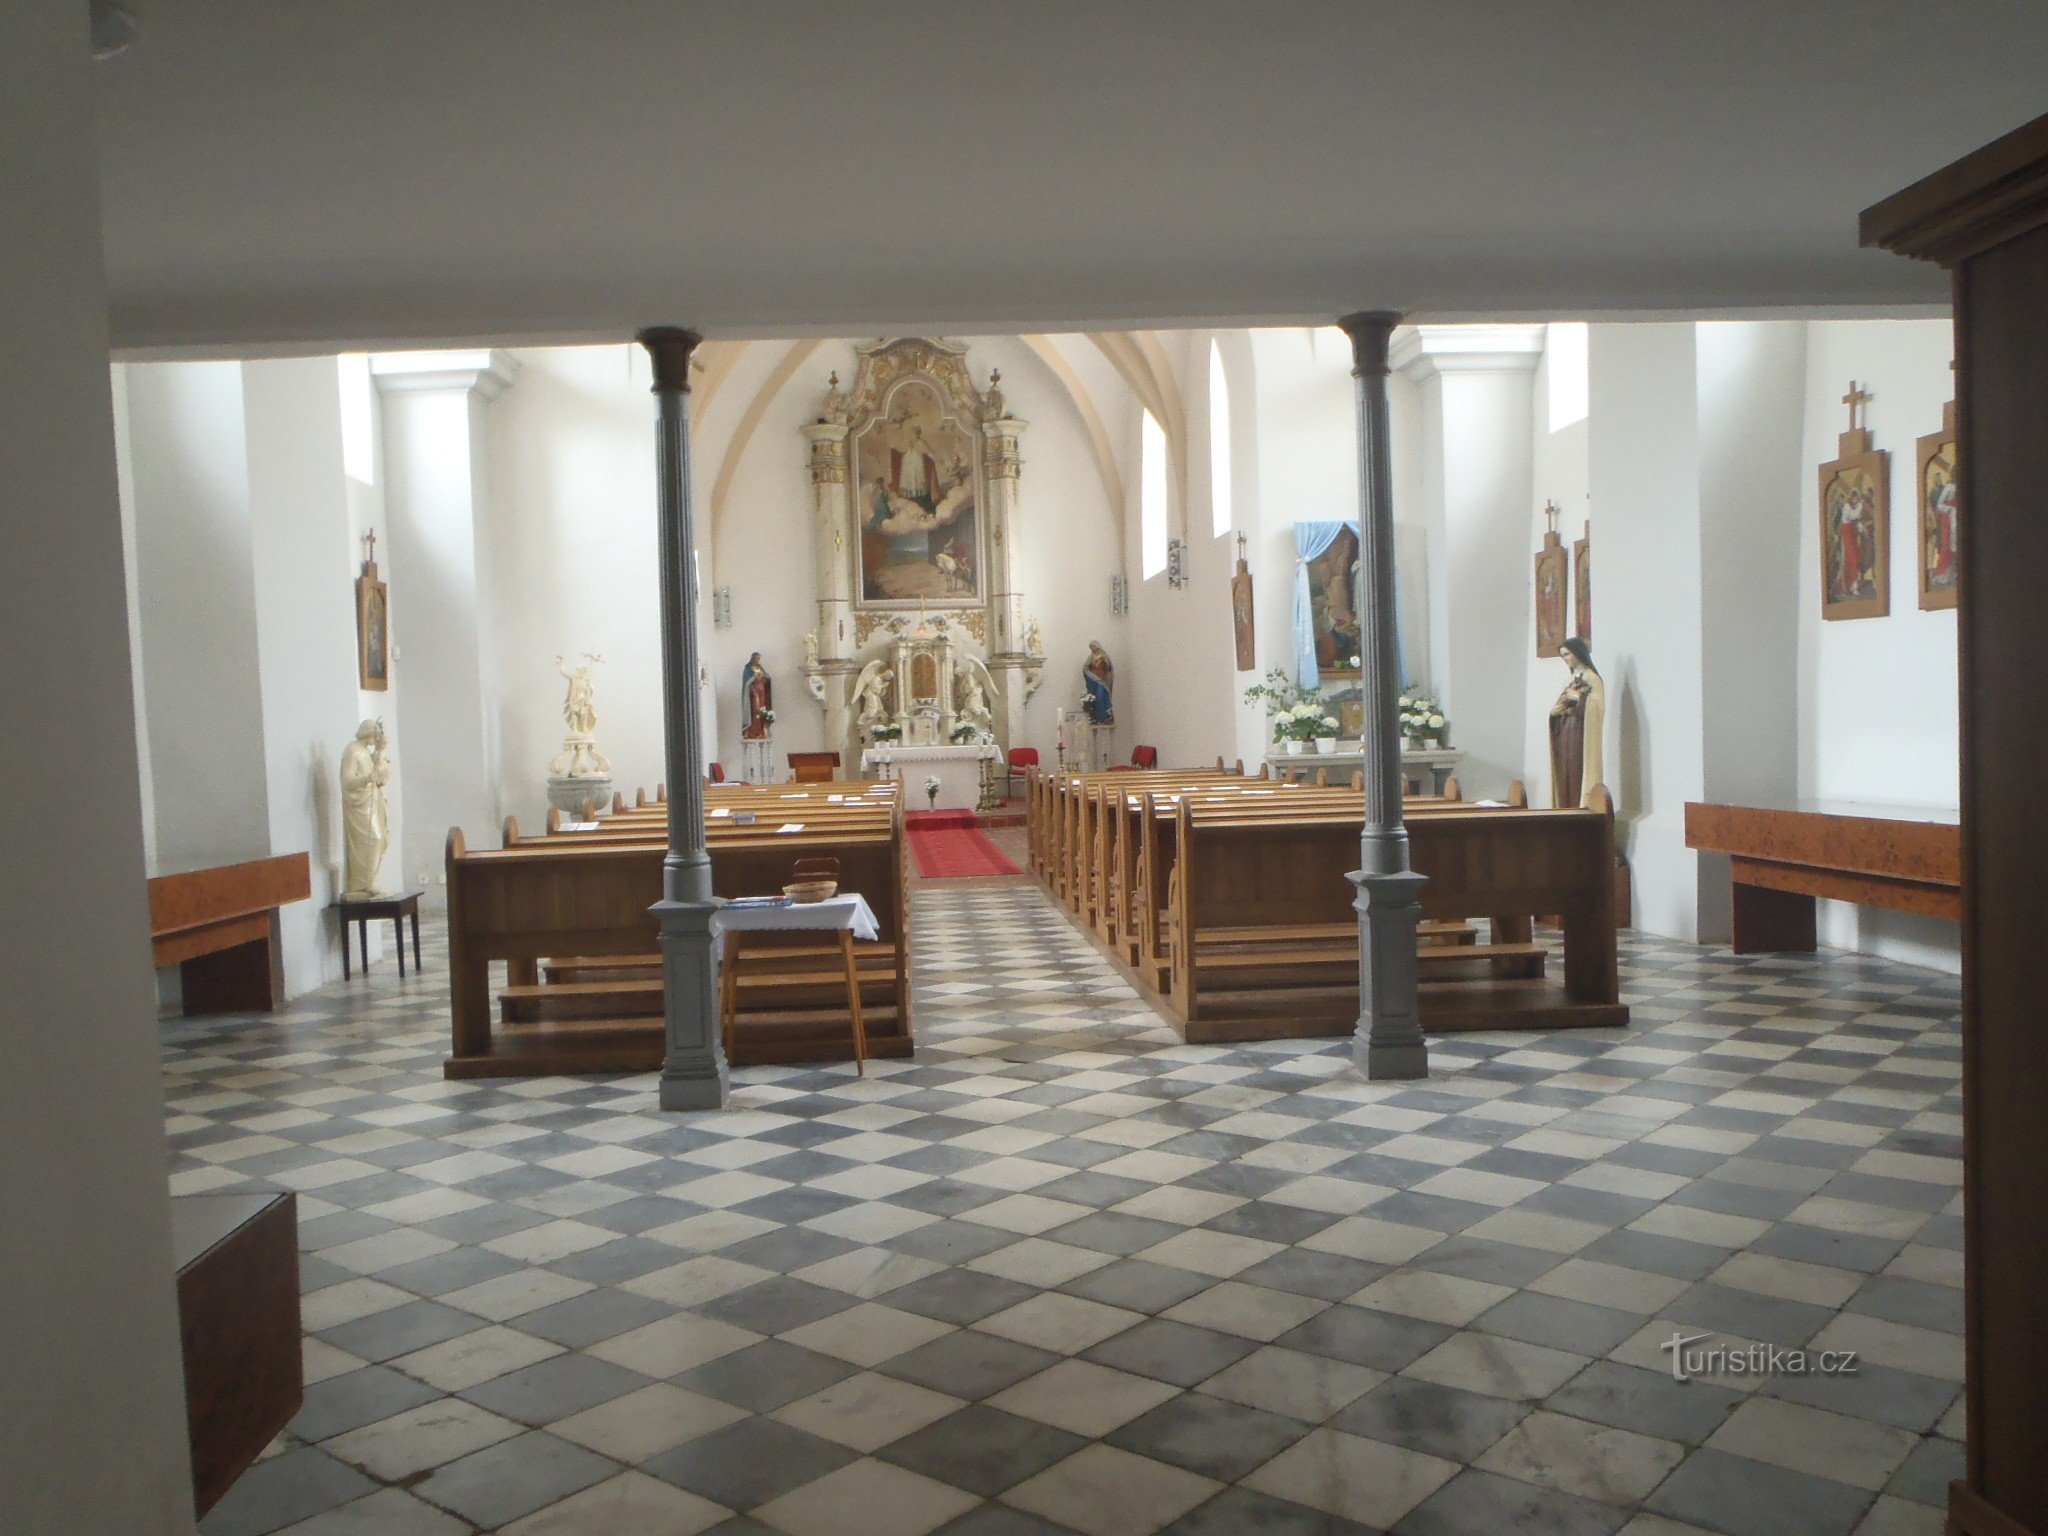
(949, 721, 981, 744)
(759, 708, 777, 727)
(872, 722, 904, 742)
(1079, 692, 1102, 723)
(1273, 701, 1340, 743)
(924, 774, 942, 809)
(1243, 668, 1337, 746)
(1399, 686, 1447, 745)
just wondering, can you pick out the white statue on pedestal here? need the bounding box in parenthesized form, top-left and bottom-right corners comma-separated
(547, 653, 614, 814)
(956, 657, 997, 739)
(340, 720, 392, 898)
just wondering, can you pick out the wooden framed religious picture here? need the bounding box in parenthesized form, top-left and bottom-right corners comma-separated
(1305, 524, 1361, 676)
(1534, 501, 1567, 657)
(1572, 519, 1591, 642)
(355, 530, 390, 690)
(1917, 399, 1958, 611)
(1230, 533, 1256, 671)
(1819, 382, 1890, 621)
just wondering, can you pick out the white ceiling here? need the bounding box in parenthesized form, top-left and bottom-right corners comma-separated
(93, 1, 2045, 353)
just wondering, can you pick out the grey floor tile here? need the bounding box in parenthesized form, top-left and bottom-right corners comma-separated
(459, 1350, 654, 1424)
(884, 1329, 1064, 1399)
(1544, 1359, 1741, 1445)
(408, 1429, 615, 1528)
(1163, 1484, 1382, 1534)
(1396, 1467, 1629, 1536)
(1276, 1305, 1455, 1375)
(642, 1415, 857, 1509)
(198, 1447, 377, 1536)
(1109, 1390, 1314, 1482)
(1083, 1317, 1264, 1388)
(1647, 1447, 1876, 1536)
(1331, 1375, 1529, 1463)
(881, 1403, 1086, 1495)
(290, 1364, 443, 1441)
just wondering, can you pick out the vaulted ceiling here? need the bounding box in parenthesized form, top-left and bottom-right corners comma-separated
(93, 1, 2047, 353)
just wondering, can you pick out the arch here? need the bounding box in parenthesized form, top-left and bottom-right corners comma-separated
(706, 338, 823, 546)
(1016, 334, 1124, 524)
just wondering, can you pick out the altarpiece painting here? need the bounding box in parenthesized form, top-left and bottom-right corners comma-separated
(1534, 502, 1567, 657)
(850, 372, 985, 608)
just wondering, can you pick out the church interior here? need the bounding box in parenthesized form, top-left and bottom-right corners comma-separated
(13, 6, 2048, 1536)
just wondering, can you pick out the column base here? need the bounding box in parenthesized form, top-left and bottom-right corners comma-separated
(654, 896, 728, 1110)
(1348, 867, 1430, 1081)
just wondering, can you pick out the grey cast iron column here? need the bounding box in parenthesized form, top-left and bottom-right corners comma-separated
(639, 326, 729, 1111)
(1338, 311, 1429, 1081)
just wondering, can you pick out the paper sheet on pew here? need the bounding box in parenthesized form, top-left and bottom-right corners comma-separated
(777, 823, 805, 833)
(1475, 799, 1506, 807)
(710, 808, 730, 818)
(715, 892, 880, 942)
(560, 820, 601, 831)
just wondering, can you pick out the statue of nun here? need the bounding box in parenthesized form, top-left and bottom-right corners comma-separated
(1548, 636, 1606, 809)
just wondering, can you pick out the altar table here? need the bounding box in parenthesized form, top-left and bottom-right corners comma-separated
(1683, 798, 1960, 952)
(860, 742, 999, 812)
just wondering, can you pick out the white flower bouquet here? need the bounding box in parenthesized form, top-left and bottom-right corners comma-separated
(1399, 686, 1447, 745)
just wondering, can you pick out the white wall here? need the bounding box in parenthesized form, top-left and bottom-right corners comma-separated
(1589, 323, 1708, 938)
(125, 360, 272, 873)
(1798, 318, 1959, 970)
(476, 336, 1131, 826)
(0, 5, 197, 1526)
(246, 357, 364, 984)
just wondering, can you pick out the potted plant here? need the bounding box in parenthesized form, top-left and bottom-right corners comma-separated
(1314, 717, 1339, 753)
(1398, 687, 1448, 748)
(872, 722, 904, 744)
(949, 721, 981, 744)
(1244, 668, 1336, 756)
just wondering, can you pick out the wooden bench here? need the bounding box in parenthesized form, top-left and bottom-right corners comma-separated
(445, 799, 910, 1076)
(1682, 799, 1960, 952)
(1163, 790, 1624, 1042)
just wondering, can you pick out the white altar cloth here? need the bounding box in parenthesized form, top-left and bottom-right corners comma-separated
(860, 742, 999, 812)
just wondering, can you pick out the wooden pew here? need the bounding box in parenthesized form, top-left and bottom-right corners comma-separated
(1161, 789, 1624, 1042)
(444, 797, 910, 1076)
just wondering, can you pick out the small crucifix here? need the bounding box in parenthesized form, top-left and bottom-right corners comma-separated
(1543, 500, 1561, 538)
(1843, 380, 1873, 433)
(361, 528, 378, 570)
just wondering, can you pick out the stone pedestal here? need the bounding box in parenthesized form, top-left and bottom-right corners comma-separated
(546, 775, 612, 818)
(739, 736, 775, 785)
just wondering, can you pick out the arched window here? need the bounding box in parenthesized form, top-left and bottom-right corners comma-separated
(1208, 341, 1232, 537)
(1140, 409, 1169, 579)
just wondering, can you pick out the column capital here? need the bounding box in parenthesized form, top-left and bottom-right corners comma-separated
(637, 327, 703, 393)
(1389, 324, 1546, 383)
(1336, 311, 1405, 376)
(369, 349, 519, 401)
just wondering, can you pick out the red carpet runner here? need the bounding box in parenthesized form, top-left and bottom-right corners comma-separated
(906, 810, 1021, 879)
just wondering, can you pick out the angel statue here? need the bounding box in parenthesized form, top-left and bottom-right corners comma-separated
(557, 653, 603, 736)
(1025, 617, 1045, 658)
(801, 629, 820, 668)
(852, 659, 895, 730)
(955, 655, 998, 737)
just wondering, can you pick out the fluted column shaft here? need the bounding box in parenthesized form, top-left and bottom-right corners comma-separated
(640, 325, 728, 1110)
(1338, 311, 1429, 1082)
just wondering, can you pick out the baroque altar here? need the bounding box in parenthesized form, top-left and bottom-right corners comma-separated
(797, 338, 1044, 762)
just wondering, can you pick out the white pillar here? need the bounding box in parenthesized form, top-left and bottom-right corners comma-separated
(372, 350, 517, 904)
(2, 4, 196, 1526)
(802, 419, 858, 756)
(981, 414, 1039, 749)
(1393, 324, 1542, 798)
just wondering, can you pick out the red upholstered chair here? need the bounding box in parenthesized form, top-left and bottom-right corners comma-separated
(1130, 745, 1159, 769)
(1005, 747, 1039, 799)
(707, 762, 726, 784)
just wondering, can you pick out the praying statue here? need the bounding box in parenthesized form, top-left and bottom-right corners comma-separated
(1548, 637, 1606, 809)
(1082, 641, 1115, 725)
(853, 659, 894, 730)
(339, 720, 392, 898)
(741, 652, 774, 740)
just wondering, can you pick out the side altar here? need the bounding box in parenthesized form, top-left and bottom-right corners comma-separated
(796, 339, 1044, 763)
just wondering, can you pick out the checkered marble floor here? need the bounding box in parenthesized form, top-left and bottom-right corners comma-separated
(164, 883, 1965, 1536)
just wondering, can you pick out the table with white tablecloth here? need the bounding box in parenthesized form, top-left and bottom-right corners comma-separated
(858, 742, 999, 812)
(713, 894, 878, 1071)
